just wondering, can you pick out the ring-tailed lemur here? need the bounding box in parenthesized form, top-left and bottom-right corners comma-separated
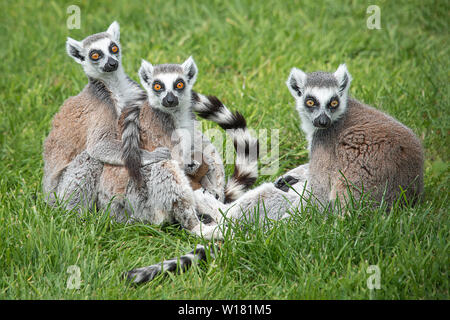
(44, 21, 258, 239)
(43, 21, 170, 211)
(127, 63, 424, 284)
(98, 57, 259, 240)
(140, 57, 259, 202)
(286, 64, 424, 208)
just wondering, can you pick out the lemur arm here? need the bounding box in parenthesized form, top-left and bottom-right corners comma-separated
(86, 137, 124, 165)
(87, 139, 170, 166)
(86, 129, 170, 166)
(195, 128, 226, 201)
(274, 163, 310, 193)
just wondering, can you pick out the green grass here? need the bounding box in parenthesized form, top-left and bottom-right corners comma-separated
(0, 0, 448, 299)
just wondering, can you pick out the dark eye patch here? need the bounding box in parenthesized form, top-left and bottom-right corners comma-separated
(173, 78, 185, 91)
(304, 95, 319, 110)
(89, 49, 103, 61)
(109, 42, 119, 54)
(152, 80, 165, 94)
(327, 95, 340, 110)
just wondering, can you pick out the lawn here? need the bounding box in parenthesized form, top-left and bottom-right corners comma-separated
(0, 0, 448, 299)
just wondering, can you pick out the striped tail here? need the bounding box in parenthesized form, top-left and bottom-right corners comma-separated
(120, 96, 146, 186)
(126, 244, 216, 284)
(192, 92, 259, 203)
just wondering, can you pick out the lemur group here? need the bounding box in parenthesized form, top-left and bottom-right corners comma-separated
(42, 22, 424, 284)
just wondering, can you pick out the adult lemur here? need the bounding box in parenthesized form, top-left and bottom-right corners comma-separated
(43, 22, 258, 240)
(43, 21, 170, 210)
(127, 64, 424, 284)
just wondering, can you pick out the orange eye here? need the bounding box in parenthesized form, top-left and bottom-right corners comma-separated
(153, 83, 162, 91)
(176, 81, 184, 89)
(111, 45, 118, 53)
(90, 52, 100, 60)
(306, 99, 315, 107)
(330, 100, 339, 108)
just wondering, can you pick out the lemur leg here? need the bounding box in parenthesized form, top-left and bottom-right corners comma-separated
(195, 182, 305, 225)
(195, 164, 310, 224)
(98, 159, 224, 240)
(153, 160, 223, 240)
(54, 151, 103, 213)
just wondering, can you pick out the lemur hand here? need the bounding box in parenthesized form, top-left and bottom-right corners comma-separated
(184, 159, 201, 175)
(141, 147, 171, 166)
(274, 175, 300, 192)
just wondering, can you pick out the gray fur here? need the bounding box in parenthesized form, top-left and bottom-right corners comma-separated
(307, 97, 424, 208)
(82, 32, 110, 47)
(305, 71, 339, 88)
(98, 56, 255, 239)
(93, 57, 232, 240)
(153, 64, 184, 75)
(194, 164, 310, 225)
(52, 151, 103, 212)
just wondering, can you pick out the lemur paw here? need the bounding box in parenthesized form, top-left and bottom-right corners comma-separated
(184, 160, 201, 175)
(192, 223, 224, 241)
(274, 175, 300, 192)
(199, 187, 220, 200)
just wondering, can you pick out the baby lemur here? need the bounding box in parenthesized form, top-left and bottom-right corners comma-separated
(127, 64, 424, 284)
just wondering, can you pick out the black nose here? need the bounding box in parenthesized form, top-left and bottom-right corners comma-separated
(162, 92, 179, 108)
(103, 57, 118, 72)
(313, 114, 331, 128)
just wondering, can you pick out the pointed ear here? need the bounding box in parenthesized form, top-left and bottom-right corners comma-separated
(286, 67, 307, 98)
(138, 59, 154, 89)
(66, 37, 84, 64)
(106, 21, 120, 42)
(181, 56, 198, 85)
(334, 64, 352, 96)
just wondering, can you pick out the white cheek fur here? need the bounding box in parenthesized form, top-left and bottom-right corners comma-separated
(145, 73, 192, 114)
(293, 87, 349, 152)
(82, 38, 121, 78)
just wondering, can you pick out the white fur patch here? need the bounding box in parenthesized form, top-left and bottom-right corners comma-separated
(294, 86, 349, 151)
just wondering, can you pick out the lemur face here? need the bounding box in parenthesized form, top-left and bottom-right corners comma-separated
(66, 21, 122, 79)
(287, 64, 352, 130)
(138, 57, 198, 113)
